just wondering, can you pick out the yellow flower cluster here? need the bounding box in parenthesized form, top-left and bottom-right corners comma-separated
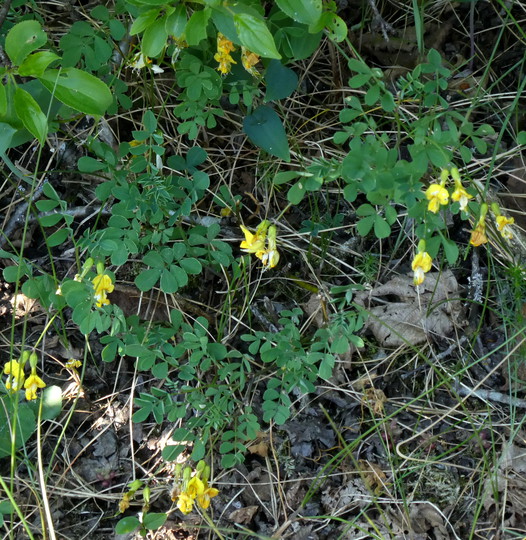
(3, 351, 46, 401)
(469, 202, 515, 246)
(92, 273, 114, 307)
(241, 47, 260, 77)
(172, 461, 219, 515)
(214, 33, 236, 75)
(411, 242, 433, 286)
(425, 167, 472, 214)
(240, 220, 280, 269)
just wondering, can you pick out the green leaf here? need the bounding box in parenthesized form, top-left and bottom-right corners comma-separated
(0, 399, 36, 458)
(287, 181, 306, 204)
(517, 131, 526, 145)
(78, 156, 105, 172)
(142, 16, 168, 57)
(115, 516, 141, 535)
(13, 88, 48, 145)
(323, 13, 347, 42)
(441, 235, 459, 265)
(0, 122, 17, 152)
(135, 268, 160, 291)
(185, 9, 211, 46)
(179, 257, 202, 275)
(143, 513, 167, 531)
(130, 8, 161, 35)
(264, 60, 298, 102)
(5, 20, 47, 66)
(275, 0, 322, 25)
(356, 215, 375, 236)
(373, 216, 391, 238)
(17, 51, 60, 78)
(160, 268, 180, 293)
(234, 14, 281, 59)
(41, 385, 62, 421)
(166, 5, 187, 38)
(0, 85, 6, 116)
(39, 68, 112, 116)
(243, 105, 290, 161)
(274, 171, 299, 185)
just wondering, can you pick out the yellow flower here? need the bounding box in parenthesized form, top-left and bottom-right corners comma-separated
(470, 204, 489, 247)
(240, 221, 269, 254)
(24, 373, 46, 401)
(496, 215, 514, 240)
(257, 225, 280, 269)
(186, 476, 205, 499)
(411, 251, 433, 286)
(197, 482, 219, 510)
(92, 274, 114, 307)
(119, 493, 130, 513)
(425, 184, 449, 213)
(451, 180, 471, 212)
(214, 33, 236, 74)
(177, 493, 194, 515)
(66, 358, 82, 369)
(470, 222, 487, 246)
(241, 47, 260, 76)
(4, 359, 25, 391)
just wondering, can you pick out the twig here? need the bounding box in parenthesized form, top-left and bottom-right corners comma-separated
(452, 379, 526, 409)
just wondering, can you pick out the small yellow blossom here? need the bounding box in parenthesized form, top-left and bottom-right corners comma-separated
(425, 184, 449, 213)
(411, 250, 433, 286)
(66, 358, 82, 369)
(496, 215, 514, 240)
(4, 359, 25, 391)
(197, 482, 219, 510)
(451, 180, 471, 212)
(241, 47, 260, 76)
(186, 476, 205, 499)
(470, 203, 488, 247)
(92, 273, 114, 307)
(24, 373, 46, 401)
(240, 221, 269, 254)
(119, 493, 131, 513)
(257, 225, 280, 269)
(214, 33, 236, 75)
(177, 493, 194, 515)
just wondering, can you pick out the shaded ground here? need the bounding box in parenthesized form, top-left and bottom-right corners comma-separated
(1, 1, 526, 539)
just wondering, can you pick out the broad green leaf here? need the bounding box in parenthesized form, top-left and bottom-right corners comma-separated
(324, 13, 347, 42)
(18, 51, 60, 77)
(130, 8, 161, 35)
(243, 105, 290, 161)
(160, 268, 180, 293)
(41, 385, 62, 421)
(275, 0, 322, 25)
(373, 216, 391, 239)
(287, 181, 306, 204)
(143, 513, 168, 530)
(115, 516, 141, 535)
(142, 16, 168, 57)
(166, 5, 187, 38)
(0, 399, 36, 458)
(274, 171, 299, 185)
(234, 14, 281, 59)
(264, 60, 298, 102)
(5, 20, 47, 66)
(13, 87, 48, 145)
(0, 85, 6, 116)
(39, 68, 112, 116)
(186, 9, 211, 46)
(0, 123, 18, 153)
(135, 268, 161, 291)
